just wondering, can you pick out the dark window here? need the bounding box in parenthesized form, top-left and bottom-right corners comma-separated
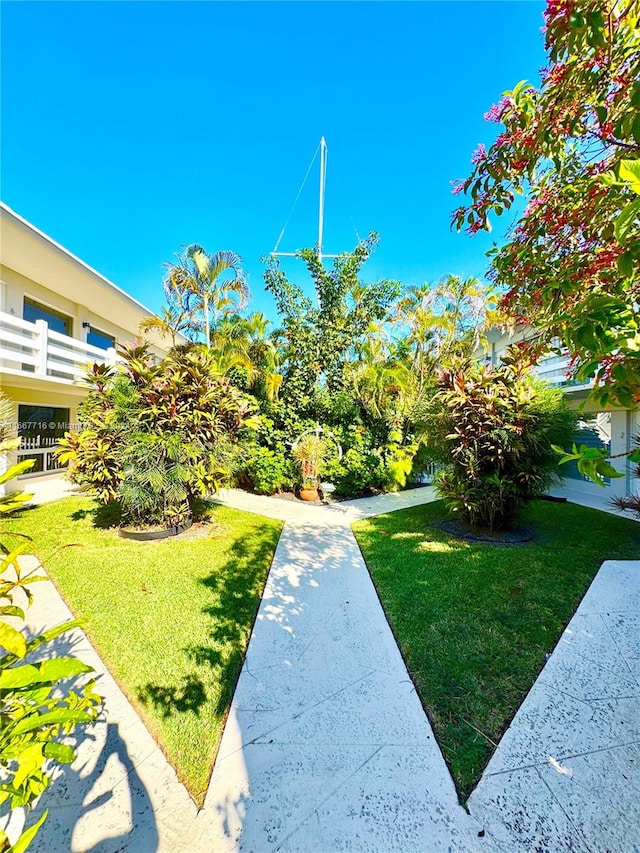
(18, 405, 70, 475)
(87, 326, 116, 351)
(24, 297, 72, 336)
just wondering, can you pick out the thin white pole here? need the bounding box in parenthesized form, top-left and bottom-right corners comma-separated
(318, 137, 326, 264)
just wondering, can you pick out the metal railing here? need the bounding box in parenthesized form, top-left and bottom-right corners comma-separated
(17, 435, 66, 476)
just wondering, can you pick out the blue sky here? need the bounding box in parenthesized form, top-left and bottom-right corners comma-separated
(1, 1, 547, 323)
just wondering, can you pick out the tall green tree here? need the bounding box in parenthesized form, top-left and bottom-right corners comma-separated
(452, 0, 639, 409)
(395, 275, 497, 404)
(263, 232, 401, 410)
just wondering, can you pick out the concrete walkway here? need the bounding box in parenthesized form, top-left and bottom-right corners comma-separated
(4, 486, 639, 852)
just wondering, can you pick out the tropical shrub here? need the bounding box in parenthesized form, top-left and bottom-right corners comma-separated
(292, 434, 327, 489)
(58, 344, 257, 527)
(244, 447, 288, 495)
(379, 429, 417, 493)
(117, 432, 194, 527)
(419, 348, 576, 531)
(322, 425, 386, 496)
(0, 418, 101, 851)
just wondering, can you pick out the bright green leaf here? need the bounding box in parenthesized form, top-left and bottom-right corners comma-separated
(619, 159, 640, 192)
(0, 622, 27, 659)
(12, 708, 94, 736)
(8, 810, 48, 853)
(614, 198, 640, 244)
(44, 742, 75, 764)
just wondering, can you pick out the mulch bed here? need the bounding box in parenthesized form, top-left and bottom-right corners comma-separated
(437, 519, 534, 546)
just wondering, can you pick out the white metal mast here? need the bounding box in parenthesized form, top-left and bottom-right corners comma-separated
(270, 136, 339, 266)
(317, 136, 327, 264)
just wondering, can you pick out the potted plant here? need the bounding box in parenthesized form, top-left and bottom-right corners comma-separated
(293, 434, 326, 501)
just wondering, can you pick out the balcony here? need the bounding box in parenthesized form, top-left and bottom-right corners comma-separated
(533, 350, 594, 392)
(0, 310, 117, 386)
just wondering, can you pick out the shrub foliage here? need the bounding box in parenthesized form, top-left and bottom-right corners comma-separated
(0, 394, 101, 852)
(420, 349, 576, 530)
(59, 344, 258, 527)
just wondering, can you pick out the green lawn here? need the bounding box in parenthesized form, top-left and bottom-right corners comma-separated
(4, 497, 282, 806)
(353, 499, 640, 801)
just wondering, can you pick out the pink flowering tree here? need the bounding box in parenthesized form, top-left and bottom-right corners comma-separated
(453, 0, 639, 420)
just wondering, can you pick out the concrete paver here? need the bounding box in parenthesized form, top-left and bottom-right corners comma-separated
(467, 560, 640, 853)
(2, 484, 638, 852)
(203, 509, 481, 851)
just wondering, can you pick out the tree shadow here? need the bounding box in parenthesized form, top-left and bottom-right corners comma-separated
(137, 674, 207, 718)
(136, 522, 281, 719)
(69, 501, 122, 529)
(8, 630, 161, 853)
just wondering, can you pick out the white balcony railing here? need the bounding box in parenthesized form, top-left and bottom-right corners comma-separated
(532, 350, 593, 390)
(17, 435, 67, 476)
(0, 310, 118, 384)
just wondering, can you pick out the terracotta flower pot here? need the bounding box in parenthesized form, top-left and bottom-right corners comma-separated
(299, 487, 320, 502)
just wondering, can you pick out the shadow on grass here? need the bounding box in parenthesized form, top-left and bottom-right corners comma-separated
(70, 501, 122, 528)
(137, 674, 208, 718)
(136, 521, 281, 720)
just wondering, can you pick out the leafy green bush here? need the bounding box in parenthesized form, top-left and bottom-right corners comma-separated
(322, 425, 385, 496)
(58, 344, 256, 528)
(245, 447, 288, 495)
(118, 431, 194, 527)
(419, 349, 576, 531)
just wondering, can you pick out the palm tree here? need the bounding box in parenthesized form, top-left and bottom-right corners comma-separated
(138, 305, 195, 347)
(350, 356, 413, 424)
(163, 244, 249, 348)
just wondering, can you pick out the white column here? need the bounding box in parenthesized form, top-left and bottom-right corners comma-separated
(609, 410, 629, 500)
(35, 319, 48, 376)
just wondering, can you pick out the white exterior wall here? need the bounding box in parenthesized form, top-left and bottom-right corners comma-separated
(0, 202, 179, 492)
(1, 264, 144, 349)
(481, 325, 638, 510)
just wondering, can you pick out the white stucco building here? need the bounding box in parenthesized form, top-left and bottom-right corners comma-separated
(0, 202, 169, 488)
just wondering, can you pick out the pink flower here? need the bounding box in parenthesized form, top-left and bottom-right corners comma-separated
(471, 143, 487, 164)
(451, 179, 466, 196)
(483, 98, 509, 123)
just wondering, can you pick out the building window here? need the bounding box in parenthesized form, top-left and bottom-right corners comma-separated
(564, 412, 612, 484)
(87, 326, 116, 351)
(17, 404, 70, 475)
(24, 297, 72, 336)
